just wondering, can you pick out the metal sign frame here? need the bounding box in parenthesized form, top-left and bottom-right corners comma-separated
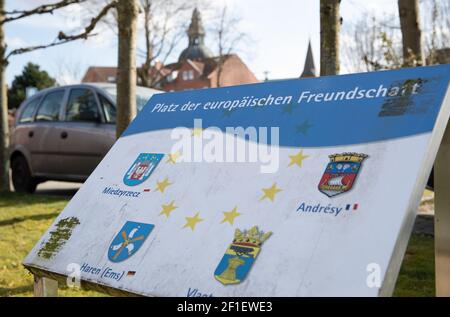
(435, 90, 450, 296)
(379, 83, 450, 296)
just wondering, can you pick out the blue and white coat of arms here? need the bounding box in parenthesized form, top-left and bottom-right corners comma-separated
(123, 153, 163, 186)
(108, 221, 154, 263)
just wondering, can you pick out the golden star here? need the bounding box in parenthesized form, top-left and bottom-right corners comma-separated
(260, 182, 282, 202)
(159, 201, 177, 218)
(288, 150, 309, 168)
(155, 177, 172, 193)
(220, 206, 242, 225)
(182, 212, 204, 231)
(192, 127, 203, 138)
(166, 151, 180, 164)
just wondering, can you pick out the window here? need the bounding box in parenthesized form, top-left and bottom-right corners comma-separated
(167, 70, 178, 82)
(107, 76, 116, 83)
(36, 91, 65, 121)
(182, 70, 194, 81)
(102, 85, 157, 112)
(66, 89, 100, 122)
(99, 94, 116, 123)
(19, 97, 41, 123)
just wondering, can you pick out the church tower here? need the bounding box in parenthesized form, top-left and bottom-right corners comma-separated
(178, 8, 213, 62)
(300, 40, 317, 78)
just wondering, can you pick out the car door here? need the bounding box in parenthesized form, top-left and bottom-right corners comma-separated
(11, 95, 43, 168)
(29, 89, 67, 177)
(57, 87, 116, 179)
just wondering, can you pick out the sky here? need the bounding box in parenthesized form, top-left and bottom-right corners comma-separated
(4, 0, 400, 86)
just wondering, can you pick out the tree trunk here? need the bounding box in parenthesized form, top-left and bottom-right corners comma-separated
(398, 0, 424, 67)
(138, 0, 152, 88)
(116, 0, 138, 138)
(0, 0, 10, 192)
(320, 0, 341, 76)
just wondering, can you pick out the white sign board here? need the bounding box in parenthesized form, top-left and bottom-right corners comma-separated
(24, 65, 450, 296)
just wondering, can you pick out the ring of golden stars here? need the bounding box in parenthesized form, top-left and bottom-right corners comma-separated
(182, 212, 203, 231)
(166, 152, 180, 164)
(159, 201, 177, 218)
(288, 150, 309, 168)
(220, 207, 242, 225)
(260, 182, 282, 202)
(156, 177, 172, 193)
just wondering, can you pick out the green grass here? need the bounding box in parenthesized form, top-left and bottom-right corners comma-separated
(393, 234, 435, 297)
(0, 192, 102, 297)
(0, 192, 436, 297)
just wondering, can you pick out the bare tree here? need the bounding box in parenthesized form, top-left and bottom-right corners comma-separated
(0, 0, 116, 192)
(422, 0, 450, 65)
(210, 5, 246, 87)
(53, 56, 87, 85)
(342, 0, 450, 73)
(0, 0, 7, 192)
(116, 0, 139, 137)
(320, 0, 341, 76)
(83, 0, 194, 88)
(398, 0, 424, 66)
(342, 14, 403, 72)
(137, 0, 193, 88)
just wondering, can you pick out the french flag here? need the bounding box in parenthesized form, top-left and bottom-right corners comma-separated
(345, 203, 358, 211)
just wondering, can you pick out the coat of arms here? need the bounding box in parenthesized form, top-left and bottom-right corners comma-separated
(214, 226, 272, 285)
(318, 152, 368, 197)
(108, 221, 154, 263)
(123, 153, 163, 186)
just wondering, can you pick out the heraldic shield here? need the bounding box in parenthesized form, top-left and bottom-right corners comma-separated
(108, 221, 154, 263)
(214, 226, 272, 285)
(318, 153, 368, 197)
(123, 153, 164, 186)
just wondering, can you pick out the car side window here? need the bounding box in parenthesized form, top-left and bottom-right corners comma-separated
(19, 97, 41, 123)
(66, 89, 100, 122)
(99, 94, 116, 123)
(36, 91, 65, 121)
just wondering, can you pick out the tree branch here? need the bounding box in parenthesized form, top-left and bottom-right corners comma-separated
(56, 1, 116, 41)
(5, 1, 117, 60)
(1, 0, 88, 25)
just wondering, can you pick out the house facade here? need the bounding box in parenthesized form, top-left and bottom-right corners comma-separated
(81, 8, 259, 92)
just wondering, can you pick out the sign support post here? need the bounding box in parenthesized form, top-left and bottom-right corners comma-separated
(33, 275, 58, 297)
(435, 116, 450, 297)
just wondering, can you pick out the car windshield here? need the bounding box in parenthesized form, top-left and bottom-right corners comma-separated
(101, 85, 160, 111)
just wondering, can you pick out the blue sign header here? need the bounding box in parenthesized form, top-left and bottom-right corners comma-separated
(123, 65, 450, 147)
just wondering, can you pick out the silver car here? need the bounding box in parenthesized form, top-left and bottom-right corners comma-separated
(10, 83, 160, 193)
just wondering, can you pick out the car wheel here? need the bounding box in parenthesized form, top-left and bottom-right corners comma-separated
(11, 155, 38, 193)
